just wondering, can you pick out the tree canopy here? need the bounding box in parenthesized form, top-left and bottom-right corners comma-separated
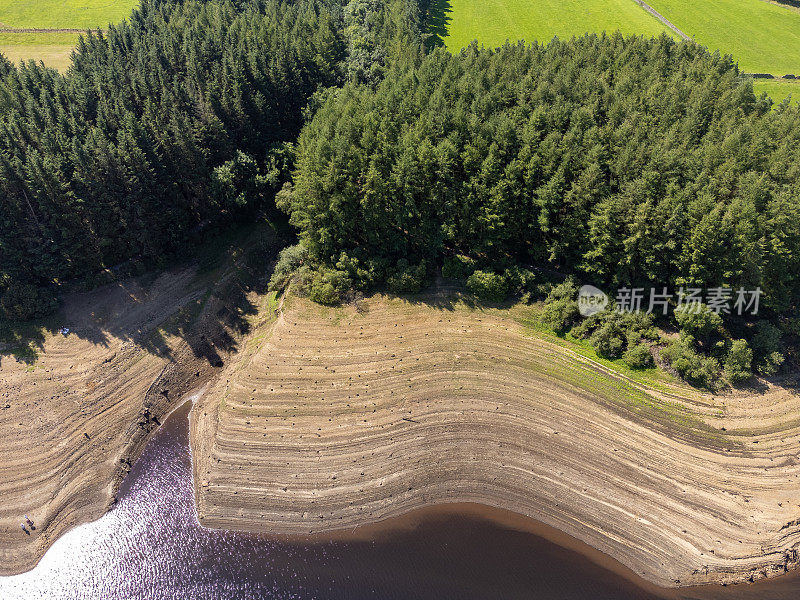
(1, 1, 798, 385)
(0, 0, 345, 317)
(286, 35, 800, 316)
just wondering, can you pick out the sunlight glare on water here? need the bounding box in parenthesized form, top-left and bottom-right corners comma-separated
(0, 402, 317, 600)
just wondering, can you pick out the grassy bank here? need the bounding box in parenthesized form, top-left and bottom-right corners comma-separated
(0, 0, 139, 71)
(0, 32, 80, 71)
(753, 78, 800, 106)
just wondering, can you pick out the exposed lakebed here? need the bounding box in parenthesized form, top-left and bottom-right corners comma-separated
(1, 401, 797, 600)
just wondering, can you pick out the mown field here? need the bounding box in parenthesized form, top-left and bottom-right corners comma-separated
(443, 0, 800, 102)
(0, 32, 80, 71)
(0, 0, 138, 29)
(752, 79, 800, 106)
(0, 0, 139, 71)
(443, 0, 670, 50)
(648, 0, 800, 75)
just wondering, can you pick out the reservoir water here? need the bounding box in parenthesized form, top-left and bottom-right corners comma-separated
(1, 402, 798, 600)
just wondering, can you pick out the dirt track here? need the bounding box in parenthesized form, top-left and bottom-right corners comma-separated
(192, 292, 800, 588)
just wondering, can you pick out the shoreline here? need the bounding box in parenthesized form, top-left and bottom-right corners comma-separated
(0, 262, 265, 576)
(8, 389, 800, 600)
(230, 501, 675, 598)
(192, 293, 800, 590)
(227, 501, 800, 600)
(4, 284, 800, 591)
(13, 392, 799, 599)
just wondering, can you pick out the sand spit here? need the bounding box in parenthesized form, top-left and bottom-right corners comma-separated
(0, 263, 260, 576)
(193, 293, 800, 588)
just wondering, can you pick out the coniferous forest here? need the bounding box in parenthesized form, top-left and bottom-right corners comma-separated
(288, 37, 800, 309)
(1, 0, 799, 386)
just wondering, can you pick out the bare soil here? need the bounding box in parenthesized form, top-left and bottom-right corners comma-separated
(0, 225, 285, 575)
(3, 263, 799, 589)
(192, 291, 800, 589)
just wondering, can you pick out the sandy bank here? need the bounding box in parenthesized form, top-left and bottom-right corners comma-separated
(192, 292, 800, 588)
(0, 257, 268, 575)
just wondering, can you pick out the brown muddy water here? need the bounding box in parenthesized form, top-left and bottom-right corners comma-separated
(1, 401, 798, 600)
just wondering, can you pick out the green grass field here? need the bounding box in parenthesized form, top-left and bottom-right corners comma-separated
(0, 1, 139, 71)
(647, 0, 800, 75)
(442, 0, 800, 102)
(0, 0, 139, 30)
(443, 0, 671, 50)
(0, 32, 80, 71)
(752, 79, 800, 106)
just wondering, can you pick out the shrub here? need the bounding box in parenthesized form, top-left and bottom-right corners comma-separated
(441, 255, 476, 280)
(674, 304, 723, 341)
(572, 310, 657, 341)
(308, 281, 339, 305)
(758, 351, 786, 376)
(540, 280, 579, 333)
(724, 339, 753, 383)
(211, 150, 264, 209)
(781, 317, 800, 337)
(466, 270, 509, 302)
(711, 339, 729, 361)
(662, 336, 722, 389)
(570, 309, 657, 361)
(623, 343, 654, 369)
(386, 260, 426, 294)
(305, 267, 352, 306)
(570, 312, 602, 340)
(591, 322, 626, 358)
(751, 321, 785, 376)
(268, 243, 308, 291)
(504, 266, 537, 300)
(335, 253, 390, 290)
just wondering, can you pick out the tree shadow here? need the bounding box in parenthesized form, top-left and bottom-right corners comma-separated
(423, 0, 453, 50)
(0, 221, 290, 369)
(391, 277, 519, 313)
(731, 377, 771, 395)
(0, 321, 50, 366)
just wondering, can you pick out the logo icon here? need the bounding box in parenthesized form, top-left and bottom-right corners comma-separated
(578, 285, 608, 317)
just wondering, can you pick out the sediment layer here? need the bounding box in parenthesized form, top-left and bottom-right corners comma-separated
(0, 266, 246, 575)
(193, 293, 800, 588)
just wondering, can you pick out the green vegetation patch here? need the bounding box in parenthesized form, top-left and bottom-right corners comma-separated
(0, 32, 80, 71)
(0, 32, 80, 46)
(444, 0, 670, 50)
(0, 0, 139, 30)
(753, 79, 800, 106)
(515, 304, 683, 394)
(514, 308, 730, 448)
(647, 0, 800, 74)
